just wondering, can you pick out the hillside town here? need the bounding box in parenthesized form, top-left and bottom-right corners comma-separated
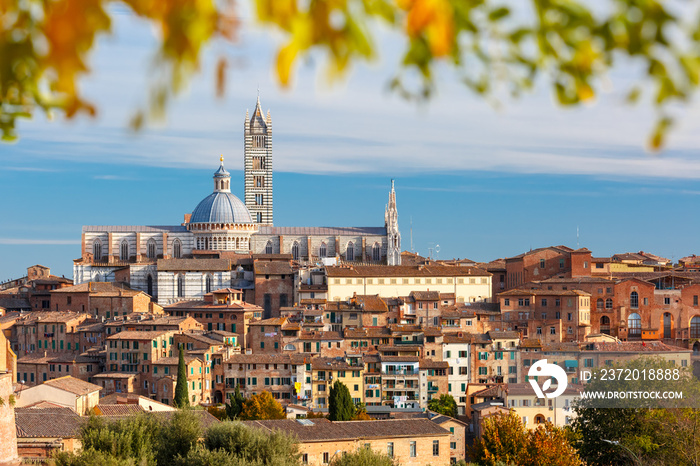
(1, 243, 698, 464)
(0, 98, 697, 465)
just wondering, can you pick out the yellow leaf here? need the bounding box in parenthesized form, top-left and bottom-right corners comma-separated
(276, 42, 298, 86)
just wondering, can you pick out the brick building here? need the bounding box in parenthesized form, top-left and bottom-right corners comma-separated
(50, 281, 160, 317)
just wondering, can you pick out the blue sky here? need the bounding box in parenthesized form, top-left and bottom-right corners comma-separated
(2, 6, 700, 281)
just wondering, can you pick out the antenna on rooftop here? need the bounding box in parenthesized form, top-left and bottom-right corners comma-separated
(410, 216, 414, 253)
(576, 225, 580, 249)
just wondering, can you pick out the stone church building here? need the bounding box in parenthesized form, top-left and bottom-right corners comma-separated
(73, 96, 401, 305)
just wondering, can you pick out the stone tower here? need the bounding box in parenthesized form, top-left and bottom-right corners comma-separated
(385, 180, 401, 265)
(244, 94, 273, 225)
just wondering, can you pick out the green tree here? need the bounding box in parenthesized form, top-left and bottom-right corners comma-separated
(328, 380, 354, 422)
(572, 357, 700, 465)
(226, 384, 245, 420)
(174, 346, 189, 409)
(3, 0, 700, 147)
(470, 412, 583, 466)
(203, 421, 300, 466)
(469, 412, 528, 466)
(428, 394, 458, 418)
(157, 410, 202, 464)
(55, 411, 202, 466)
(240, 391, 286, 420)
(330, 445, 396, 466)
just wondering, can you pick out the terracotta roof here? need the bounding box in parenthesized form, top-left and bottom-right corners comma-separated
(15, 311, 86, 324)
(245, 418, 449, 442)
(311, 357, 360, 371)
(248, 317, 287, 326)
(587, 341, 691, 353)
(419, 359, 449, 369)
(106, 330, 171, 340)
(326, 265, 491, 278)
(51, 282, 142, 296)
(94, 404, 145, 416)
(43, 376, 102, 395)
(519, 339, 542, 348)
(15, 407, 84, 438)
(410, 291, 440, 301)
(254, 261, 293, 275)
(352, 295, 389, 313)
(166, 300, 260, 310)
(499, 288, 590, 297)
(299, 331, 343, 341)
(506, 246, 574, 260)
(488, 331, 520, 340)
(226, 353, 308, 365)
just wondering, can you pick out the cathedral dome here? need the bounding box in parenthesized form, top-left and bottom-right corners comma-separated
(190, 157, 253, 224)
(191, 192, 252, 224)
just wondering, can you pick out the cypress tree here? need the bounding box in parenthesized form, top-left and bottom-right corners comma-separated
(174, 346, 189, 408)
(328, 381, 354, 421)
(225, 384, 245, 419)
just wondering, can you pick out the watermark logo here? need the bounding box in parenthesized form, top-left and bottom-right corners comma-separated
(528, 359, 568, 398)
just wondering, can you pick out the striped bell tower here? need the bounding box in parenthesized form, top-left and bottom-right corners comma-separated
(244, 93, 273, 225)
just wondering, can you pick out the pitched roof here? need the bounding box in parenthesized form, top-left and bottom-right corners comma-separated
(106, 330, 171, 340)
(93, 404, 145, 416)
(43, 376, 102, 395)
(15, 407, 84, 438)
(254, 261, 293, 275)
(51, 282, 142, 296)
(326, 265, 491, 278)
(245, 418, 449, 442)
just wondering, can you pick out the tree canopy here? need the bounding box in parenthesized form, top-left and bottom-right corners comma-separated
(328, 381, 355, 422)
(3, 0, 700, 147)
(428, 393, 458, 418)
(240, 391, 286, 420)
(469, 412, 583, 466)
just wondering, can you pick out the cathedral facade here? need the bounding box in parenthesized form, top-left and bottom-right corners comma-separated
(73, 97, 401, 305)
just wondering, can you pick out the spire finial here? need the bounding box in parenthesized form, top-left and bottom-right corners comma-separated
(220, 154, 224, 163)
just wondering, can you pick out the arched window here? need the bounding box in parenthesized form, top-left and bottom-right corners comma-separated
(628, 312, 641, 336)
(691, 316, 700, 338)
(93, 239, 102, 261)
(630, 291, 639, 309)
(120, 240, 129, 261)
(147, 238, 157, 259)
(319, 242, 327, 258)
(600, 315, 610, 334)
(372, 243, 380, 261)
(265, 241, 273, 254)
(605, 298, 613, 310)
(292, 242, 300, 261)
(147, 275, 153, 296)
(177, 275, 185, 298)
(94, 273, 102, 282)
(205, 275, 212, 294)
(346, 242, 354, 261)
(596, 298, 603, 310)
(173, 239, 182, 258)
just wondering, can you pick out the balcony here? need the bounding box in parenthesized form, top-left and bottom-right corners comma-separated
(382, 369, 417, 376)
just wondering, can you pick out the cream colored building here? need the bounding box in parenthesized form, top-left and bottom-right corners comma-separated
(506, 383, 580, 428)
(326, 265, 492, 303)
(15, 375, 101, 415)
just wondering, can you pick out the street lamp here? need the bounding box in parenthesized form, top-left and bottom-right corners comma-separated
(601, 439, 642, 466)
(328, 449, 342, 464)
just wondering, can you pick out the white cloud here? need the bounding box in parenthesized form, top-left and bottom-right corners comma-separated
(0, 239, 80, 245)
